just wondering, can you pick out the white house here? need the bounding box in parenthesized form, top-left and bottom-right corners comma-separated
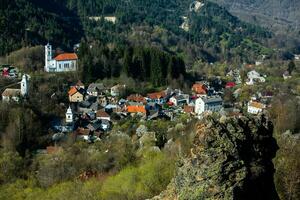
(2, 89, 21, 102)
(195, 96, 223, 115)
(169, 94, 189, 106)
(247, 101, 266, 114)
(66, 106, 74, 123)
(44, 43, 78, 72)
(246, 70, 265, 85)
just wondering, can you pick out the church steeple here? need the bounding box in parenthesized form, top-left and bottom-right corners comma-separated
(21, 74, 29, 97)
(66, 106, 73, 123)
(45, 43, 52, 72)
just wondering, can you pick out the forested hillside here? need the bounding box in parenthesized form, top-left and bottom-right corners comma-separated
(1, 0, 273, 64)
(0, 0, 82, 56)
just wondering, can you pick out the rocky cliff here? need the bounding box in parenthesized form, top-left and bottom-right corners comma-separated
(152, 114, 279, 200)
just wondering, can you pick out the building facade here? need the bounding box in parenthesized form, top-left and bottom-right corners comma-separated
(247, 101, 266, 114)
(195, 96, 223, 115)
(44, 44, 78, 72)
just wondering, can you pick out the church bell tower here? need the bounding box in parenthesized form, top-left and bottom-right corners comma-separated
(45, 43, 52, 72)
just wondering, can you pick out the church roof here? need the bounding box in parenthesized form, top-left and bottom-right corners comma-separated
(54, 53, 78, 61)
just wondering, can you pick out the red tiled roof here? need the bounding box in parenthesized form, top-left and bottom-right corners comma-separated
(54, 53, 78, 61)
(192, 83, 207, 94)
(126, 105, 146, 113)
(127, 94, 146, 103)
(249, 102, 265, 109)
(96, 110, 110, 118)
(68, 86, 78, 96)
(226, 82, 236, 88)
(147, 91, 166, 99)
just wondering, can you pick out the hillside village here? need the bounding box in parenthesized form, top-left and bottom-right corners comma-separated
(0, 0, 300, 199)
(0, 43, 286, 145)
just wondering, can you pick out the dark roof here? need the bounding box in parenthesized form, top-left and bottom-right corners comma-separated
(200, 96, 223, 104)
(87, 83, 105, 92)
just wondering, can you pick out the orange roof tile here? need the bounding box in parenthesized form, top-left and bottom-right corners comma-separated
(147, 91, 166, 99)
(54, 53, 78, 61)
(126, 105, 146, 113)
(127, 94, 146, 103)
(249, 102, 265, 109)
(192, 83, 207, 94)
(68, 86, 78, 96)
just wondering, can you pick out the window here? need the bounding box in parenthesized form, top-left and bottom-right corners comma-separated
(59, 64, 62, 69)
(64, 63, 70, 68)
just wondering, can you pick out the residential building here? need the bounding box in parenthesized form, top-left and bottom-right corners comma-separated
(96, 110, 111, 121)
(126, 103, 146, 114)
(184, 105, 195, 113)
(246, 70, 266, 85)
(87, 83, 105, 96)
(75, 128, 91, 141)
(195, 96, 223, 115)
(127, 94, 146, 103)
(68, 86, 84, 102)
(192, 83, 207, 95)
(44, 43, 78, 72)
(2, 89, 21, 102)
(247, 101, 266, 114)
(111, 84, 126, 96)
(147, 91, 167, 104)
(169, 94, 189, 106)
(1, 74, 29, 102)
(76, 80, 85, 89)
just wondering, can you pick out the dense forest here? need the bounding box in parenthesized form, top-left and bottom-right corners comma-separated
(79, 41, 186, 86)
(1, 0, 275, 65)
(0, 0, 82, 56)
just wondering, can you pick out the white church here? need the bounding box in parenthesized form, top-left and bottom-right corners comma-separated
(44, 43, 78, 72)
(2, 74, 30, 102)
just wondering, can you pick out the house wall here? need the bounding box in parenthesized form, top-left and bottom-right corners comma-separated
(56, 60, 77, 72)
(195, 98, 222, 114)
(97, 116, 111, 121)
(2, 95, 19, 102)
(2, 96, 10, 102)
(195, 99, 205, 114)
(248, 106, 262, 114)
(46, 60, 77, 72)
(169, 97, 178, 106)
(69, 93, 83, 102)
